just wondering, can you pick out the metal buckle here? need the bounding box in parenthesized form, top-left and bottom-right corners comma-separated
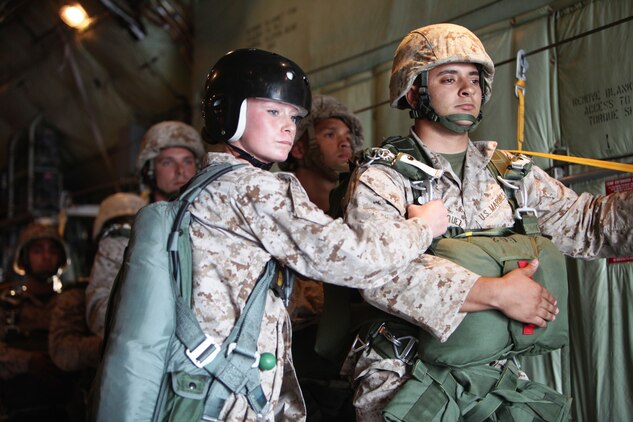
(362, 147, 396, 166)
(514, 180, 538, 220)
(394, 153, 443, 179)
(392, 336, 417, 364)
(374, 323, 418, 365)
(351, 334, 370, 354)
(411, 179, 434, 204)
(515, 49, 528, 98)
(186, 334, 220, 368)
(515, 207, 538, 220)
(227, 342, 260, 368)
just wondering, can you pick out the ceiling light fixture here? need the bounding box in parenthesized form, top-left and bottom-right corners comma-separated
(59, 3, 91, 30)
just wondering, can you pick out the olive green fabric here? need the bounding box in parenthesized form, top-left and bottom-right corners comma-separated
(439, 150, 467, 180)
(383, 359, 572, 422)
(418, 234, 569, 367)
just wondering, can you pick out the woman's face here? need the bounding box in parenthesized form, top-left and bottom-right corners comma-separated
(233, 98, 302, 164)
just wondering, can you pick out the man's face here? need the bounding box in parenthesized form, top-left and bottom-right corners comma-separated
(234, 98, 301, 164)
(427, 62, 482, 126)
(312, 117, 353, 173)
(153, 146, 197, 197)
(27, 238, 62, 278)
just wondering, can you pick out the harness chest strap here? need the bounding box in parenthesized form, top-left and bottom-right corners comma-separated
(365, 136, 538, 232)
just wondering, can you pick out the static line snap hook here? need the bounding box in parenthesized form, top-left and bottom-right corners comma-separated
(515, 49, 528, 98)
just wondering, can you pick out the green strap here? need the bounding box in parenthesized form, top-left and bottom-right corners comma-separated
(382, 136, 427, 161)
(463, 364, 518, 422)
(202, 260, 278, 419)
(383, 353, 571, 422)
(462, 361, 570, 422)
(165, 162, 276, 417)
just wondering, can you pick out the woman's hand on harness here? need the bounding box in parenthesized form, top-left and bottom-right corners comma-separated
(461, 259, 559, 327)
(406, 199, 448, 238)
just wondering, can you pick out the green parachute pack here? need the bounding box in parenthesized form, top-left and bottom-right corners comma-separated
(322, 136, 572, 422)
(90, 162, 292, 422)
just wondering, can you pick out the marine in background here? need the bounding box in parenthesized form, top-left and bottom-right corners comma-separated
(0, 222, 73, 421)
(279, 94, 364, 420)
(86, 121, 204, 338)
(84, 192, 147, 338)
(137, 120, 206, 203)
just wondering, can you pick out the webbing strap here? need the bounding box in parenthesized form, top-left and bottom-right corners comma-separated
(515, 49, 527, 152)
(412, 361, 455, 418)
(507, 149, 633, 173)
(165, 161, 274, 418)
(516, 79, 526, 152)
(201, 260, 277, 419)
(168, 162, 247, 298)
(462, 360, 568, 422)
(463, 364, 518, 422)
(486, 151, 541, 236)
(171, 162, 247, 355)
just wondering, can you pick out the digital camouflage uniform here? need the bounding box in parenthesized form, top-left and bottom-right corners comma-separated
(86, 192, 145, 337)
(282, 94, 365, 330)
(344, 131, 633, 420)
(48, 285, 102, 422)
(49, 285, 101, 371)
(85, 235, 129, 337)
(187, 152, 435, 421)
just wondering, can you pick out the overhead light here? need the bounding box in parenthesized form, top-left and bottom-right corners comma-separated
(59, 3, 91, 31)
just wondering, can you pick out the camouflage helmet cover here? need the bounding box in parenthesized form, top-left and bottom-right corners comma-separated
(295, 95, 364, 151)
(92, 193, 147, 239)
(390, 23, 495, 109)
(12, 222, 70, 276)
(135, 121, 206, 172)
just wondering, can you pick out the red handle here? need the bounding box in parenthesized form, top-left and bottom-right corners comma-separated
(518, 260, 536, 335)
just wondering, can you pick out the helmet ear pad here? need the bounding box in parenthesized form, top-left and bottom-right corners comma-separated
(15, 247, 30, 276)
(227, 99, 248, 142)
(140, 161, 155, 187)
(203, 94, 243, 142)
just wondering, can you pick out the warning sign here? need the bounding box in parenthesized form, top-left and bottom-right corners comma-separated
(606, 176, 633, 264)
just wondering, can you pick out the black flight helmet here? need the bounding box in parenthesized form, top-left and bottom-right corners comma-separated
(202, 48, 312, 143)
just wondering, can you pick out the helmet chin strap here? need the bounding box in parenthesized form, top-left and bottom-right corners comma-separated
(226, 143, 273, 170)
(410, 72, 483, 134)
(223, 100, 273, 170)
(410, 103, 482, 133)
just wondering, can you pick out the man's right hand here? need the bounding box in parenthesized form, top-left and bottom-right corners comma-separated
(406, 199, 448, 238)
(461, 259, 559, 327)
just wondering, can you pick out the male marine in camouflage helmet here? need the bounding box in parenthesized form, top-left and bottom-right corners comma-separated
(279, 94, 364, 190)
(85, 192, 146, 338)
(341, 23, 633, 421)
(278, 95, 365, 418)
(49, 193, 146, 389)
(11, 222, 69, 284)
(390, 22, 494, 133)
(136, 121, 205, 202)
